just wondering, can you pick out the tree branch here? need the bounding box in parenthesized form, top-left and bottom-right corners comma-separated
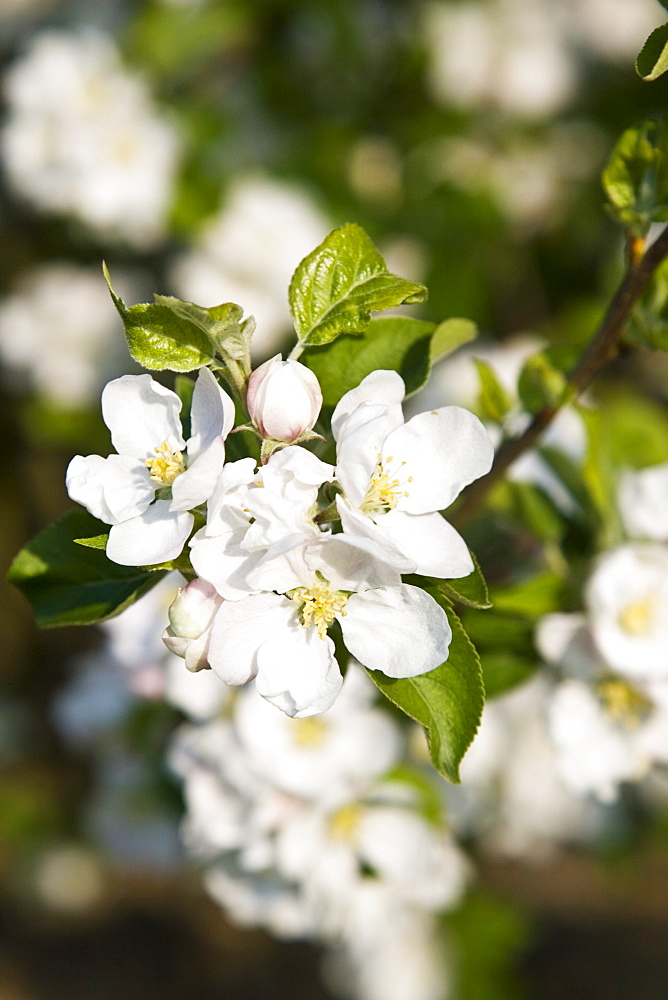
(450, 226, 668, 528)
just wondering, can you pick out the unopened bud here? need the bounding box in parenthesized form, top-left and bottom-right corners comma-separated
(246, 355, 322, 443)
(162, 578, 221, 672)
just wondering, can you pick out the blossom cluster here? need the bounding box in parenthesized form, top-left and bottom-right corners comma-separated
(66, 356, 494, 719)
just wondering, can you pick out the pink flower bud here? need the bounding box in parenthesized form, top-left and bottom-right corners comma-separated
(246, 355, 322, 443)
(162, 579, 222, 672)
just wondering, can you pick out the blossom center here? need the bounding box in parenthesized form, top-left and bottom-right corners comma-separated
(291, 575, 348, 639)
(145, 441, 186, 486)
(596, 677, 652, 729)
(329, 803, 361, 842)
(292, 716, 329, 748)
(360, 453, 413, 515)
(618, 595, 657, 636)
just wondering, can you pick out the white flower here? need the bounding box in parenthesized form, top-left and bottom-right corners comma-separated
(618, 462, 668, 541)
(66, 368, 234, 566)
(586, 544, 668, 680)
(2, 30, 181, 248)
(190, 445, 333, 600)
(333, 370, 493, 578)
(0, 262, 135, 408)
(231, 664, 401, 804)
(206, 534, 452, 717)
(246, 355, 322, 443)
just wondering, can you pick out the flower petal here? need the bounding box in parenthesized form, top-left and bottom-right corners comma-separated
(102, 374, 184, 459)
(187, 367, 235, 460)
(383, 406, 494, 513)
(66, 453, 154, 524)
(379, 508, 474, 579)
(255, 624, 342, 717)
(335, 404, 399, 505)
(207, 592, 293, 686)
(190, 526, 263, 601)
(331, 370, 405, 441)
(106, 501, 193, 566)
(171, 436, 226, 511)
(342, 584, 451, 678)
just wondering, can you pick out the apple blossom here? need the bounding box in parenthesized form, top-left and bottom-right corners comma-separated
(205, 534, 452, 717)
(66, 368, 234, 566)
(332, 370, 494, 578)
(246, 355, 323, 443)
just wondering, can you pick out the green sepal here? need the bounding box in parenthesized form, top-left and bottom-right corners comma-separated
(366, 591, 484, 784)
(289, 223, 427, 348)
(8, 509, 167, 628)
(74, 535, 108, 550)
(636, 23, 668, 81)
(473, 357, 513, 423)
(602, 119, 668, 236)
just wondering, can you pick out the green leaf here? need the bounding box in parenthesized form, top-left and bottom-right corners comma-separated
(430, 317, 478, 365)
(496, 480, 565, 542)
(74, 535, 108, 550)
(8, 509, 167, 628)
(627, 255, 668, 350)
(289, 223, 427, 348)
(152, 295, 253, 363)
(481, 651, 536, 699)
(104, 264, 216, 372)
(367, 593, 484, 783)
(302, 315, 435, 406)
(413, 551, 491, 610)
(636, 23, 668, 81)
(517, 352, 569, 416)
(473, 357, 513, 423)
(602, 119, 668, 235)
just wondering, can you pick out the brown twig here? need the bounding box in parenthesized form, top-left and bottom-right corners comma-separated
(450, 226, 668, 528)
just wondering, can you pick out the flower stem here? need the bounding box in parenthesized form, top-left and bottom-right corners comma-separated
(450, 225, 668, 528)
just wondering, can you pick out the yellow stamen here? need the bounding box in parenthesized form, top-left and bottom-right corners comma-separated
(618, 596, 657, 636)
(291, 577, 348, 639)
(596, 677, 652, 730)
(329, 803, 361, 842)
(145, 441, 186, 486)
(360, 453, 412, 515)
(292, 716, 329, 748)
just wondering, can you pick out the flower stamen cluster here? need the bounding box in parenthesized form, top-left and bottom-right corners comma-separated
(360, 453, 413, 515)
(618, 596, 657, 636)
(291, 576, 349, 639)
(595, 677, 653, 729)
(145, 441, 186, 486)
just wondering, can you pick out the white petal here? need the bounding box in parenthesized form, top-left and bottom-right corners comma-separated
(331, 370, 405, 441)
(305, 534, 401, 592)
(383, 406, 494, 513)
(336, 404, 399, 505)
(255, 624, 342, 717)
(337, 497, 416, 572)
(190, 527, 262, 600)
(264, 445, 334, 487)
(106, 501, 193, 566)
(102, 374, 184, 458)
(187, 367, 235, 460)
(66, 453, 154, 525)
(342, 585, 451, 677)
(380, 508, 474, 579)
(207, 593, 293, 686)
(171, 436, 226, 511)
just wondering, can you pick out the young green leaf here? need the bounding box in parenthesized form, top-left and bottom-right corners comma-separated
(428, 551, 492, 610)
(602, 120, 668, 235)
(636, 23, 668, 81)
(473, 357, 513, 423)
(74, 535, 108, 550)
(430, 317, 477, 365)
(152, 295, 253, 363)
(517, 352, 569, 416)
(289, 223, 427, 348)
(366, 593, 484, 783)
(104, 265, 216, 372)
(8, 509, 167, 628)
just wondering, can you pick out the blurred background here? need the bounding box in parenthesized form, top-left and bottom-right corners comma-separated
(2, 0, 668, 997)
